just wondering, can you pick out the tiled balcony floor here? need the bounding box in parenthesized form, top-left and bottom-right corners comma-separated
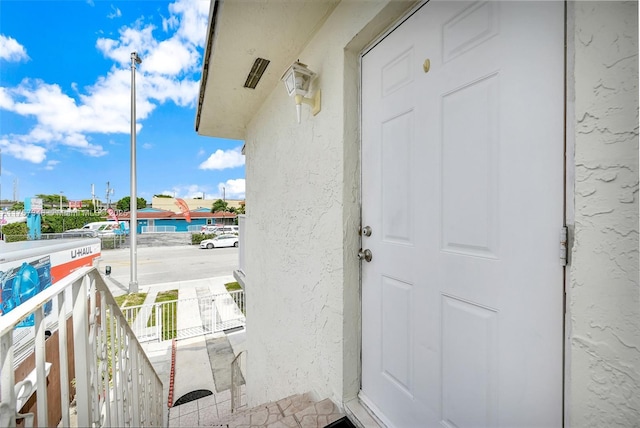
(169, 392, 345, 427)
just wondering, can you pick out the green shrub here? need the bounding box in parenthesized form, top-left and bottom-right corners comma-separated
(191, 233, 216, 245)
(2, 223, 29, 242)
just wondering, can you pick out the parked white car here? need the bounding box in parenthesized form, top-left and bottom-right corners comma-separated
(200, 234, 239, 249)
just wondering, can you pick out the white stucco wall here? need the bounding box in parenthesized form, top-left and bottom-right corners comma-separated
(238, 0, 639, 418)
(241, 0, 414, 407)
(568, 1, 639, 425)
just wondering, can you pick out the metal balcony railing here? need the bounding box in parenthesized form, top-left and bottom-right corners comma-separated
(140, 226, 177, 233)
(120, 290, 246, 343)
(0, 267, 163, 427)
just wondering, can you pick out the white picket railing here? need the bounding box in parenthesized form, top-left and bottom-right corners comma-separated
(140, 226, 176, 233)
(121, 290, 245, 343)
(0, 267, 163, 427)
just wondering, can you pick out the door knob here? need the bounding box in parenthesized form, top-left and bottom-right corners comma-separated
(358, 249, 373, 262)
(359, 226, 372, 237)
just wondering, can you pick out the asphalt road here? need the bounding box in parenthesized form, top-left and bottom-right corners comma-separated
(97, 244, 239, 294)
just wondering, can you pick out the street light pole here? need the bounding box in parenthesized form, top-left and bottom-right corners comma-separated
(59, 191, 63, 211)
(129, 51, 142, 294)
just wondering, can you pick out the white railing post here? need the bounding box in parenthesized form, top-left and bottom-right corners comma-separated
(156, 303, 161, 342)
(115, 319, 125, 426)
(72, 275, 90, 426)
(99, 291, 111, 427)
(0, 333, 16, 428)
(57, 294, 70, 428)
(88, 278, 101, 427)
(130, 346, 140, 425)
(34, 307, 48, 427)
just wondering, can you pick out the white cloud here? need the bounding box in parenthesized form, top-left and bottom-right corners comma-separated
(199, 147, 245, 170)
(0, 137, 47, 163)
(142, 143, 153, 149)
(107, 5, 122, 19)
(168, 0, 210, 47)
(218, 179, 245, 200)
(159, 181, 244, 200)
(44, 160, 60, 170)
(0, 0, 208, 163)
(143, 38, 197, 76)
(0, 87, 14, 109)
(161, 184, 207, 199)
(0, 35, 29, 62)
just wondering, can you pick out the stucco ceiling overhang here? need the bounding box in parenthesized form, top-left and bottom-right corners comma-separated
(195, 0, 340, 140)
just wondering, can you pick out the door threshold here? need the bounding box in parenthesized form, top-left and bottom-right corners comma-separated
(344, 397, 386, 428)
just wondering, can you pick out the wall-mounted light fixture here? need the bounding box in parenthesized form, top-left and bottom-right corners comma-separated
(281, 61, 321, 123)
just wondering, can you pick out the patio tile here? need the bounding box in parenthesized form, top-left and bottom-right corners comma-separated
(216, 389, 232, 404)
(277, 393, 313, 416)
(217, 403, 233, 420)
(200, 407, 220, 426)
(168, 415, 181, 428)
(178, 410, 198, 427)
(198, 394, 217, 411)
(177, 398, 199, 416)
(267, 415, 300, 428)
(294, 399, 342, 428)
(249, 403, 282, 425)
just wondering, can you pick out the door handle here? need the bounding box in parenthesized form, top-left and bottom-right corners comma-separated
(358, 249, 373, 262)
(359, 226, 372, 237)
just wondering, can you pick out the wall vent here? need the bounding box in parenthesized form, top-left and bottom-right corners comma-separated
(243, 57, 270, 89)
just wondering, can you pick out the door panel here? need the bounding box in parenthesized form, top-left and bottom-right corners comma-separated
(360, 1, 565, 426)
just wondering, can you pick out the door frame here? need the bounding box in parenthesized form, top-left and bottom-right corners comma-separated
(348, 0, 570, 424)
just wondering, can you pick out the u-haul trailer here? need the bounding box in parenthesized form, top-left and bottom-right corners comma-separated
(0, 238, 101, 366)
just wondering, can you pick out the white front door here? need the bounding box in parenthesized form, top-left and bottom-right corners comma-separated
(360, 1, 565, 426)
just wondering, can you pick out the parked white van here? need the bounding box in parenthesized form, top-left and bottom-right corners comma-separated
(200, 225, 239, 235)
(65, 221, 129, 236)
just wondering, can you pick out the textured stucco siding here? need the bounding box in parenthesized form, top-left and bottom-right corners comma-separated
(569, 1, 639, 426)
(242, 1, 409, 407)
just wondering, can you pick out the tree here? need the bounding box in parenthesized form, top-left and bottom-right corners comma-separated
(11, 201, 25, 210)
(211, 199, 228, 213)
(36, 193, 66, 209)
(116, 196, 147, 211)
(81, 199, 96, 212)
(154, 194, 172, 198)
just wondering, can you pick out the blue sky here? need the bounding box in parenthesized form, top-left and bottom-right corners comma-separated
(0, 0, 245, 206)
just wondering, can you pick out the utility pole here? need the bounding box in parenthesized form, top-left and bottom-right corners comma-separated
(106, 181, 114, 209)
(91, 184, 96, 213)
(129, 51, 142, 294)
